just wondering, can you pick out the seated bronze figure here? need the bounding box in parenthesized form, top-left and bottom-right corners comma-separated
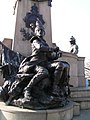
(0, 20, 70, 110)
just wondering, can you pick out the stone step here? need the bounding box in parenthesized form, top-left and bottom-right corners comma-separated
(70, 87, 90, 98)
(70, 97, 90, 110)
(71, 97, 90, 102)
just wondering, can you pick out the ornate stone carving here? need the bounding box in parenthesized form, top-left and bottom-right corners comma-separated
(20, 3, 45, 41)
(27, 0, 52, 7)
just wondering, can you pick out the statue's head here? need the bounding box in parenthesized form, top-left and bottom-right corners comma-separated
(30, 22, 36, 32)
(70, 36, 76, 45)
(34, 20, 45, 37)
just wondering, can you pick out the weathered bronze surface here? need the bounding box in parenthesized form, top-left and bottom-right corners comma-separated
(0, 4, 71, 110)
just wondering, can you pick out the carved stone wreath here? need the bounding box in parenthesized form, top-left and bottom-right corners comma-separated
(30, 0, 52, 6)
(20, 3, 45, 41)
(30, 0, 48, 1)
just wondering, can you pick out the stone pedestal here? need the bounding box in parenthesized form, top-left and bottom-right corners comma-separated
(60, 52, 85, 87)
(13, 0, 52, 57)
(0, 102, 73, 120)
(78, 57, 85, 87)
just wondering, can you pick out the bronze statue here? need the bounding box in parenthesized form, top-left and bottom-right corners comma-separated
(69, 36, 79, 55)
(0, 22, 70, 109)
(0, 4, 71, 109)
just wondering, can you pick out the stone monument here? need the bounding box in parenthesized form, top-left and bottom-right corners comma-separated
(0, 0, 87, 119)
(13, 0, 52, 56)
(12, 0, 85, 88)
(0, 1, 75, 120)
(0, 0, 71, 109)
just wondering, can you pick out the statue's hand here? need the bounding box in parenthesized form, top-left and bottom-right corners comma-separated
(48, 48, 54, 52)
(57, 51, 62, 57)
(49, 47, 59, 52)
(53, 47, 59, 52)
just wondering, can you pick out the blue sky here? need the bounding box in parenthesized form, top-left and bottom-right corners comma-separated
(0, 0, 90, 62)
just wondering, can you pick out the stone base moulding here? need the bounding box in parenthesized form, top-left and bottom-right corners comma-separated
(0, 102, 73, 120)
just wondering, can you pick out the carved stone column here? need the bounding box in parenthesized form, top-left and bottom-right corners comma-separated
(13, 0, 52, 56)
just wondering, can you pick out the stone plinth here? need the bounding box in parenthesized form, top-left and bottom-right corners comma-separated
(13, 0, 52, 57)
(72, 102, 80, 116)
(60, 52, 85, 87)
(0, 102, 73, 120)
(70, 87, 90, 110)
(78, 57, 85, 87)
